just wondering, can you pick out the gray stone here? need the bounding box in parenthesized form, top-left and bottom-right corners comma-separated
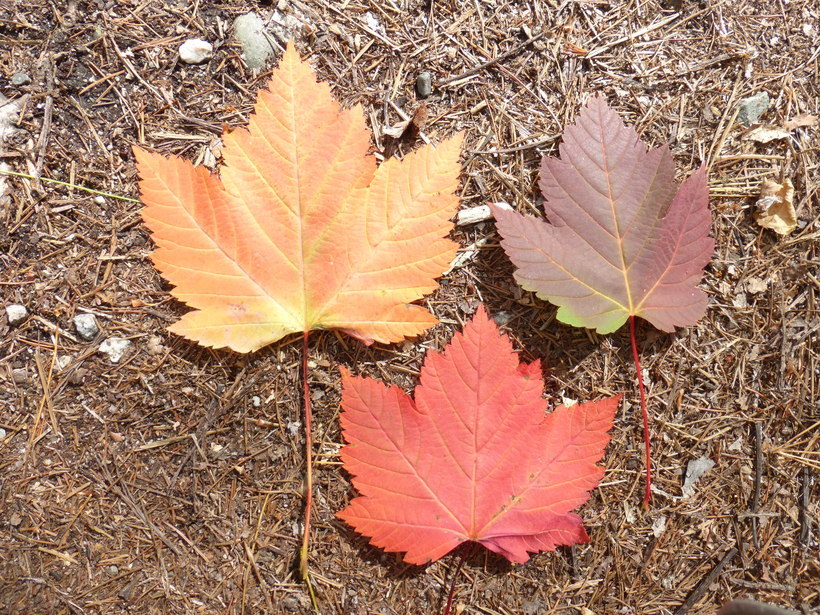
(11, 72, 31, 86)
(73, 313, 99, 340)
(234, 12, 275, 69)
(415, 72, 432, 99)
(178, 39, 213, 65)
(99, 337, 131, 363)
(5, 304, 28, 325)
(736, 91, 770, 127)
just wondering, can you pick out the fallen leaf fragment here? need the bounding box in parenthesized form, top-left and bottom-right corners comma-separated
(338, 305, 620, 565)
(782, 113, 817, 131)
(743, 125, 791, 144)
(745, 114, 818, 142)
(732, 291, 748, 309)
(0, 162, 10, 209)
(744, 277, 768, 294)
(382, 103, 429, 159)
(651, 515, 667, 538)
(755, 178, 796, 235)
(491, 96, 713, 334)
(0, 93, 25, 144)
(682, 456, 714, 498)
(136, 42, 463, 352)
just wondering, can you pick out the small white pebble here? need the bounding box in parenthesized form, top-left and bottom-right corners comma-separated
(98, 337, 131, 363)
(0, 428, 6, 439)
(93, 195, 106, 205)
(55, 356, 72, 373)
(5, 304, 28, 325)
(179, 39, 213, 64)
(251, 395, 261, 407)
(745, 277, 768, 294)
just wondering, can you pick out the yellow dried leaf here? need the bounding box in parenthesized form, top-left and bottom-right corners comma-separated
(755, 178, 796, 236)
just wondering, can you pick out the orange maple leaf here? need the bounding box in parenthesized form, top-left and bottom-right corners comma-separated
(135, 42, 462, 352)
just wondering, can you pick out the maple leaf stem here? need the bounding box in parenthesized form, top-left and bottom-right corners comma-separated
(298, 330, 319, 611)
(442, 543, 476, 615)
(629, 315, 652, 507)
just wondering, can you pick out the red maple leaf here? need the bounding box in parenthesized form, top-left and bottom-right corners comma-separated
(338, 306, 619, 565)
(491, 96, 713, 334)
(490, 96, 713, 505)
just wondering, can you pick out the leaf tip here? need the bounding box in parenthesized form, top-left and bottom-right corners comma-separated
(282, 38, 299, 60)
(132, 145, 159, 172)
(449, 130, 466, 149)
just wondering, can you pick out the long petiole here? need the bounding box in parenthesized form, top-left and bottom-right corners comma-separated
(629, 315, 651, 507)
(298, 330, 319, 611)
(442, 543, 476, 615)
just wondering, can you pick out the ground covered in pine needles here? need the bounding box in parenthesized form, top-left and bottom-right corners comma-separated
(0, 1, 817, 614)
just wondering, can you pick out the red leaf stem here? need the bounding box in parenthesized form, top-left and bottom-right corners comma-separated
(442, 544, 477, 615)
(629, 315, 651, 507)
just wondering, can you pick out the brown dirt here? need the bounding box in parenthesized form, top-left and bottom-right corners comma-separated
(0, 1, 817, 614)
